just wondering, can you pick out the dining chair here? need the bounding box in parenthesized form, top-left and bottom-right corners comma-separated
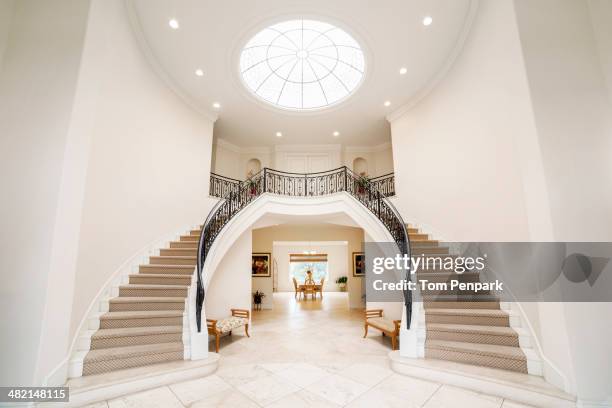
(317, 278, 325, 299)
(303, 284, 315, 299)
(292, 277, 303, 299)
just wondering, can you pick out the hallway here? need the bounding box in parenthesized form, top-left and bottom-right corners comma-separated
(93, 293, 531, 407)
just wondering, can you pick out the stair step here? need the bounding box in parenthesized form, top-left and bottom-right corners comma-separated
(427, 323, 519, 346)
(189, 229, 202, 236)
(425, 340, 527, 373)
(90, 326, 183, 349)
(409, 233, 429, 241)
(412, 246, 449, 255)
(149, 256, 196, 266)
(179, 235, 199, 242)
(99, 310, 183, 329)
(169, 241, 198, 249)
(139, 264, 194, 275)
(129, 274, 192, 285)
(425, 308, 509, 326)
(411, 240, 440, 247)
(160, 248, 197, 256)
(407, 227, 419, 234)
(423, 300, 500, 310)
(110, 297, 185, 312)
(119, 284, 188, 298)
(83, 342, 184, 375)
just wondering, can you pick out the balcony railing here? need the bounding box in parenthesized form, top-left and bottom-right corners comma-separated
(210, 171, 395, 198)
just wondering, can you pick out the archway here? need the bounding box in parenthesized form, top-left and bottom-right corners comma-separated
(246, 158, 262, 177)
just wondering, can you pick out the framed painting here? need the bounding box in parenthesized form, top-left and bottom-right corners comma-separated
(353, 252, 365, 277)
(252, 253, 271, 277)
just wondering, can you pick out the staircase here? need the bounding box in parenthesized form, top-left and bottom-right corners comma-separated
(409, 226, 531, 374)
(81, 228, 201, 376)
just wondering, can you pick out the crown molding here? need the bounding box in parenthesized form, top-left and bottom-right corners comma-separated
(344, 142, 392, 153)
(386, 0, 479, 123)
(274, 144, 342, 153)
(124, 0, 218, 124)
(215, 138, 272, 155)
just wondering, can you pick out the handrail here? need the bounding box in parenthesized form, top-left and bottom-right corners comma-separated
(196, 167, 411, 333)
(209, 172, 241, 198)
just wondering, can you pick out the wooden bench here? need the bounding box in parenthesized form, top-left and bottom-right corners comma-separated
(363, 309, 401, 350)
(206, 309, 250, 353)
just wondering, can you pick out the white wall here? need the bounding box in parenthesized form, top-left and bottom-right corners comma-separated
(0, 0, 216, 387)
(205, 230, 252, 320)
(0, 0, 91, 387)
(390, 0, 540, 242)
(344, 143, 394, 177)
(0, 0, 14, 70)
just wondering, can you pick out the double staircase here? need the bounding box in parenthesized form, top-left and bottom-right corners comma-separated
(81, 228, 202, 375)
(408, 226, 531, 374)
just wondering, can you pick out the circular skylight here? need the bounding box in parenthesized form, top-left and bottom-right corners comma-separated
(240, 20, 365, 111)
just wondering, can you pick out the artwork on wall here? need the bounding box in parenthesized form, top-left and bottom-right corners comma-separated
(353, 252, 365, 277)
(252, 253, 271, 277)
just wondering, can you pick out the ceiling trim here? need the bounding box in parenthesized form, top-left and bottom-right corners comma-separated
(215, 138, 272, 155)
(124, 0, 218, 123)
(344, 142, 392, 153)
(386, 0, 480, 123)
(274, 144, 342, 153)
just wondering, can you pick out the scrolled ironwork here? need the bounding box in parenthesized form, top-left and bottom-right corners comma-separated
(369, 173, 395, 197)
(209, 172, 241, 198)
(196, 167, 411, 333)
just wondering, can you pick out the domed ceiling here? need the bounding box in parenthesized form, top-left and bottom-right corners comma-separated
(129, 0, 475, 146)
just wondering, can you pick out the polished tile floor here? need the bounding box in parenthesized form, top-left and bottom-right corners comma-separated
(86, 293, 533, 407)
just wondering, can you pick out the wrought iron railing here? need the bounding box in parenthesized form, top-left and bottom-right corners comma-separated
(209, 171, 396, 198)
(369, 173, 395, 197)
(209, 172, 241, 198)
(196, 167, 411, 333)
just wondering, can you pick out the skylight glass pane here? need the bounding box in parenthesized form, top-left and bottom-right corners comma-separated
(240, 19, 365, 111)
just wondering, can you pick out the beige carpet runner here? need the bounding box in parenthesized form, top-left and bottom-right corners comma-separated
(409, 226, 528, 373)
(82, 228, 202, 375)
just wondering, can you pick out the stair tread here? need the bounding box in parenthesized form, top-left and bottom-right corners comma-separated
(101, 310, 184, 319)
(119, 284, 189, 289)
(426, 340, 525, 360)
(425, 308, 507, 317)
(427, 323, 518, 336)
(85, 342, 183, 362)
(151, 255, 197, 259)
(140, 264, 194, 269)
(130, 274, 191, 279)
(93, 326, 183, 339)
(111, 297, 186, 303)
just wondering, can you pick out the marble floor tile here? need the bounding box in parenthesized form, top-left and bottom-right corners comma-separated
(190, 388, 259, 408)
(236, 374, 300, 406)
(337, 362, 393, 387)
(107, 386, 182, 408)
(215, 363, 273, 386)
(276, 362, 332, 387)
(373, 373, 440, 405)
(265, 389, 342, 408)
(424, 385, 503, 408)
(168, 374, 231, 405)
(308, 374, 369, 406)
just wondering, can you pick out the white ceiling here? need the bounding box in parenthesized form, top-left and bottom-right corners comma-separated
(130, 0, 474, 146)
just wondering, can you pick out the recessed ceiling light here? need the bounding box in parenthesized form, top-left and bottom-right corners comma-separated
(399, 67, 408, 75)
(384, 101, 391, 107)
(195, 69, 204, 77)
(333, 131, 340, 137)
(422, 16, 433, 26)
(212, 102, 221, 109)
(275, 131, 283, 137)
(168, 19, 179, 29)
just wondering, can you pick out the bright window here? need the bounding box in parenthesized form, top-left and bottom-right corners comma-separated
(240, 20, 365, 110)
(290, 253, 328, 283)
